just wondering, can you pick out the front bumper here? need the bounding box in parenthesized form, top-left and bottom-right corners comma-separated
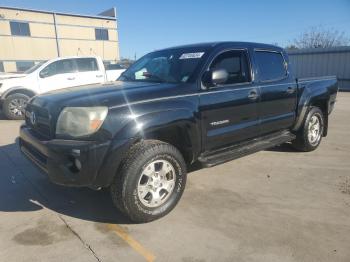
(19, 125, 111, 187)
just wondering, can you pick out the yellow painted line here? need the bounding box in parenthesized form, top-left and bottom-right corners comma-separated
(107, 224, 156, 262)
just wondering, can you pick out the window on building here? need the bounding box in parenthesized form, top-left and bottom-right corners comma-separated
(208, 50, 251, 85)
(16, 61, 35, 72)
(40, 59, 76, 78)
(75, 58, 99, 72)
(95, 28, 109, 40)
(255, 51, 287, 81)
(0, 62, 4, 72)
(10, 21, 31, 36)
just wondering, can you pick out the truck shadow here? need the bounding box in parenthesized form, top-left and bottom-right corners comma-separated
(0, 140, 133, 224)
(265, 143, 301, 153)
(0, 139, 298, 225)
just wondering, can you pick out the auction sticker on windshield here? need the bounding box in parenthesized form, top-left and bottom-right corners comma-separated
(179, 52, 205, 59)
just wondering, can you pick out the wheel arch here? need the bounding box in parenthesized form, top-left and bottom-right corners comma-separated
(1, 86, 37, 99)
(94, 108, 201, 188)
(293, 85, 330, 136)
(115, 109, 201, 165)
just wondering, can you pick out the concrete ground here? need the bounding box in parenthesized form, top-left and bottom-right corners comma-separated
(0, 93, 350, 262)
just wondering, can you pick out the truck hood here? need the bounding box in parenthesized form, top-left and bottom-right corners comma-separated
(0, 73, 27, 80)
(0, 74, 33, 89)
(31, 81, 181, 110)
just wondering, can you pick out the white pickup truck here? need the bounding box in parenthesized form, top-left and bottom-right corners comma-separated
(0, 56, 125, 120)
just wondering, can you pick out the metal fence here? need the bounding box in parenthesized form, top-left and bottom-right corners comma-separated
(287, 46, 350, 91)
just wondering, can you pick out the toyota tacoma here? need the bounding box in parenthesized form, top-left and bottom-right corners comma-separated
(19, 42, 338, 222)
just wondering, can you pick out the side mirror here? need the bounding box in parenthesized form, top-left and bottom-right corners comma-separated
(211, 69, 228, 86)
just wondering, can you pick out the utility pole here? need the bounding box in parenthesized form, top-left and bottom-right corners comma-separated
(53, 13, 60, 57)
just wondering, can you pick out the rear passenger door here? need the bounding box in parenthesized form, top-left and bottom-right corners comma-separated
(254, 50, 297, 135)
(200, 49, 260, 152)
(74, 58, 105, 86)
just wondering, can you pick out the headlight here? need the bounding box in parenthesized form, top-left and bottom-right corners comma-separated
(56, 107, 108, 137)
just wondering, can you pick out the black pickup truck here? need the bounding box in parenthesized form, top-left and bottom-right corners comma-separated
(19, 42, 338, 222)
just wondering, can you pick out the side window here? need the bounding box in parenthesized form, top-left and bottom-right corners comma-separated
(209, 50, 251, 85)
(76, 58, 99, 72)
(255, 51, 287, 81)
(16, 61, 35, 72)
(40, 59, 76, 78)
(0, 61, 4, 72)
(95, 28, 109, 40)
(10, 21, 31, 36)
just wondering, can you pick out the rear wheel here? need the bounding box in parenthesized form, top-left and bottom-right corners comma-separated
(292, 106, 324, 152)
(110, 140, 187, 223)
(3, 93, 30, 120)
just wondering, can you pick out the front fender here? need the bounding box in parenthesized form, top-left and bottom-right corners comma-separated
(94, 108, 201, 187)
(0, 86, 37, 100)
(117, 108, 198, 139)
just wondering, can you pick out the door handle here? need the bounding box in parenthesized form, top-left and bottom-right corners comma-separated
(96, 74, 104, 78)
(67, 77, 75, 80)
(248, 90, 259, 100)
(286, 86, 295, 94)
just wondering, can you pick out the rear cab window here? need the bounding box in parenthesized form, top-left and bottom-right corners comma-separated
(254, 50, 287, 81)
(75, 58, 99, 72)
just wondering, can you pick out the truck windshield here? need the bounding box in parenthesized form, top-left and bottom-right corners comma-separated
(24, 61, 47, 74)
(118, 47, 209, 84)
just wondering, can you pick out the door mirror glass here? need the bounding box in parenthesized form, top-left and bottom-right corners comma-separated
(211, 69, 229, 86)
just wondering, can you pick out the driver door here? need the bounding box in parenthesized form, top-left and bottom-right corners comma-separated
(38, 59, 79, 94)
(199, 49, 260, 152)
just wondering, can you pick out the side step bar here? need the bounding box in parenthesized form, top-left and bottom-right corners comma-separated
(198, 130, 296, 167)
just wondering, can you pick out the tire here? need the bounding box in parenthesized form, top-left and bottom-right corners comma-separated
(110, 140, 187, 223)
(3, 93, 30, 120)
(292, 106, 324, 152)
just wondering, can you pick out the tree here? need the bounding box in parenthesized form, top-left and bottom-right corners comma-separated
(291, 26, 349, 49)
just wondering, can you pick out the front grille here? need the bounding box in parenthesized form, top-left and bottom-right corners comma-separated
(25, 104, 52, 139)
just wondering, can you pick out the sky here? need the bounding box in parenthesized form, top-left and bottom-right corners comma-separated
(1, 0, 349, 59)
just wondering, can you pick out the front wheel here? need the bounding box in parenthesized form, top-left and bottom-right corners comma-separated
(3, 93, 30, 120)
(292, 106, 324, 152)
(110, 140, 187, 223)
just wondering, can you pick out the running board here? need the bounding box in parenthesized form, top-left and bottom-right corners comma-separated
(198, 130, 296, 167)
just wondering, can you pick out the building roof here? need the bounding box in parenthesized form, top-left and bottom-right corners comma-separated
(0, 5, 117, 20)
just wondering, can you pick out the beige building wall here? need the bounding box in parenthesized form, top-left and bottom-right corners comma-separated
(0, 7, 119, 72)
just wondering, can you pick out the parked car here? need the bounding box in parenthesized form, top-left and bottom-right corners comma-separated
(0, 56, 124, 120)
(19, 42, 338, 222)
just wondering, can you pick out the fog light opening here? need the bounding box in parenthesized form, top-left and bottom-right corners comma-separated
(67, 156, 82, 173)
